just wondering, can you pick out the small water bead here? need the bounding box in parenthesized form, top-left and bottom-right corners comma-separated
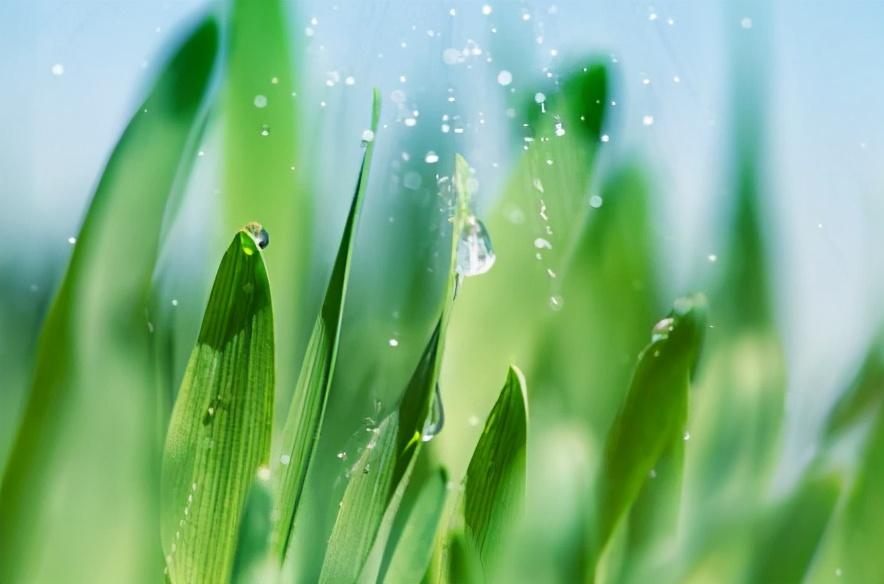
(456, 215, 496, 277)
(642, 115, 654, 126)
(67, 236, 77, 245)
(590, 195, 603, 208)
(534, 92, 546, 104)
(260, 124, 271, 136)
(481, 4, 492, 15)
(253, 94, 268, 108)
(740, 17, 753, 29)
(336, 451, 347, 460)
(424, 151, 440, 164)
(534, 237, 553, 250)
(549, 295, 564, 311)
(345, 76, 355, 86)
(497, 70, 512, 86)
(51, 63, 64, 76)
(388, 338, 399, 348)
(651, 317, 675, 342)
(280, 454, 291, 465)
(243, 222, 270, 249)
(554, 121, 566, 137)
(683, 431, 691, 441)
(708, 254, 718, 262)
(421, 383, 445, 442)
(361, 129, 375, 143)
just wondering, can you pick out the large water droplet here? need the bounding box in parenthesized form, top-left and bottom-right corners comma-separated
(422, 383, 445, 442)
(651, 317, 675, 342)
(456, 215, 496, 277)
(243, 222, 270, 249)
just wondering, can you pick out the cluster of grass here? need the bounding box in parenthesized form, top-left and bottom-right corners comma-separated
(1, 4, 882, 584)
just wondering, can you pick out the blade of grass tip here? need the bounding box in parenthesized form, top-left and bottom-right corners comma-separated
(161, 228, 274, 584)
(447, 529, 485, 584)
(464, 366, 529, 570)
(747, 471, 840, 584)
(379, 468, 449, 584)
(272, 90, 381, 561)
(0, 19, 218, 584)
(318, 154, 472, 583)
(589, 294, 707, 581)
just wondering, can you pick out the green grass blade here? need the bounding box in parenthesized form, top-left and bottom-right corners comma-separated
(223, 0, 307, 415)
(379, 468, 449, 584)
(447, 529, 485, 584)
(464, 366, 529, 567)
(161, 230, 274, 584)
(272, 91, 381, 560)
(0, 19, 217, 584)
(591, 294, 707, 577)
(232, 479, 274, 584)
(748, 472, 840, 583)
(319, 153, 471, 582)
(823, 336, 884, 440)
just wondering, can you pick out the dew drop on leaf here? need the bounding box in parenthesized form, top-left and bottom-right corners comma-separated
(421, 383, 445, 442)
(456, 215, 496, 277)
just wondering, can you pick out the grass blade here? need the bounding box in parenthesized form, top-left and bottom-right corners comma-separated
(379, 468, 449, 584)
(272, 91, 381, 560)
(748, 472, 840, 583)
(590, 294, 706, 578)
(464, 366, 529, 567)
(161, 229, 274, 584)
(232, 479, 274, 584)
(447, 530, 485, 584)
(0, 19, 217, 584)
(318, 153, 472, 582)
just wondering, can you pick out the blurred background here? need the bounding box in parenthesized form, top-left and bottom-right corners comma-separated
(2, 0, 884, 582)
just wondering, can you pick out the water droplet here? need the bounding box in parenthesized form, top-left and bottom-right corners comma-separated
(554, 121, 566, 136)
(257, 465, 271, 481)
(345, 75, 356, 86)
(497, 70, 512, 86)
(388, 338, 399, 348)
(601, 134, 610, 143)
(468, 415, 481, 427)
(243, 222, 270, 249)
(361, 129, 375, 143)
(683, 431, 691, 441)
(253, 94, 268, 108)
(421, 383, 445, 442)
(708, 254, 718, 262)
(51, 63, 64, 76)
(336, 451, 347, 460)
(457, 216, 496, 277)
(481, 4, 493, 15)
(740, 16, 753, 29)
(649, 468, 657, 479)
(652, 317, 675, 342)
(590, 195, 603, 208)
(424, 151, 439, 164)
(280, 454, 291, 465)
(642, 115, 654, 126)
(549, 295, 564, 311)
(67, 236, 77, 245)
(534, 237, 553, 250)
(534, 92, 546, 104)
(171, 298, 179, 307)
(260, 124, 271, 136)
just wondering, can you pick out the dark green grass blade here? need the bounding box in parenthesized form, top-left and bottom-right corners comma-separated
(748, 472, 840, 583)
(464, 366, 529, 567)
(161, 230, 274, 584)
(379, 468, 449, 584)
(232, 478, 275, 584)
(0, 19, 217, 584)
(590, 294, 706, 577)
(448, 530, 485, 584)
(272, 91, 381, 561)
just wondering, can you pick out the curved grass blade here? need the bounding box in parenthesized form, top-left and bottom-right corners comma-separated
(379, 468, 449, 584)
(161, 229, 274, 584)
(318, 154, 472, 583)
(590, 294, 707, 579)
(0, 19, 218, 584)
(748, 471, 840, 583)
(272, 91, 381, 560)
(823, 334, 884, 441)
(464, 366, 529, 568)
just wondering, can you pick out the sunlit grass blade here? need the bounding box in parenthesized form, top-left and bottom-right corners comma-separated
(318, 153, 471, 583)
(464, 366, 528, 568)
(378, 468, 449, 584)
(272, 91, 380, 560)
(590, 294, 706, 579)
(0, 19, 217, 584)
(161, 229, 274, 584)
(447, 529, 485, 584)
(747, 471, 840, 583)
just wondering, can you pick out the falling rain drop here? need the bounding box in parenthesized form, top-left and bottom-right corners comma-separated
(421, 383, 445, 442)
(456, 215, 496, 277)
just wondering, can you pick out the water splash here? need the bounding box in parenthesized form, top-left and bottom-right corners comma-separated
(456, 215, 496, 277)
(421, 383, 445, 442)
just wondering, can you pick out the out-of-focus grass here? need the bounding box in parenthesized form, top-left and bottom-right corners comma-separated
(1, 4, 882, 584)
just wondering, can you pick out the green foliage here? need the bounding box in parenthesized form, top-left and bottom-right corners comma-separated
(0, 18, 218, 584)
(161, 230, 274, 584)
(272, 91, 381, 561)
